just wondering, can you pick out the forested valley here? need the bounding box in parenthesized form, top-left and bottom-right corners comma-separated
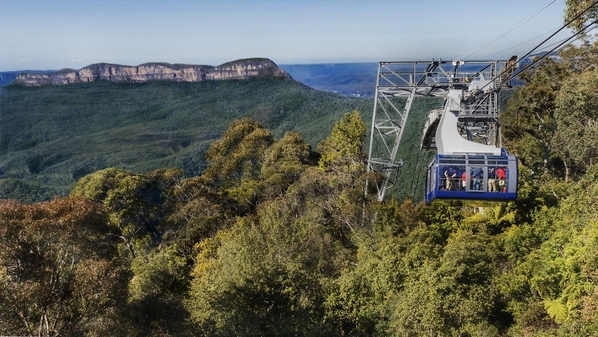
(4, 3, 598, 336)
(0, 79, 371, 203)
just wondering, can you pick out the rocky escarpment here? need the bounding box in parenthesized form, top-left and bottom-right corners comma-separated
(13, 58, 290, 86)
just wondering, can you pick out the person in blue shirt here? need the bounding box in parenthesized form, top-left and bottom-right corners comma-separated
(471, 167, 483, 191)
(444, 166, 457, 190)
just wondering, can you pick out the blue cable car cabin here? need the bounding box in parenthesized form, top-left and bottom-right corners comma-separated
(424, 150, 518, 204)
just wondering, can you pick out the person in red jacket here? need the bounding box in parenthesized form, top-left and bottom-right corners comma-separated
(496, 167, 507, 192)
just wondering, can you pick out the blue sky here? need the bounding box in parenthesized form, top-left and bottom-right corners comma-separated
(0, 0, 572, 71)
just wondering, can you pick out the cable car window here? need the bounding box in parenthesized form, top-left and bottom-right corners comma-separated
(442, 165, 459, 190)
(439, 159, 466, 165)
(423, 151, 518, 204)
(488, 167, 499, 192)
(427, 164, 436, 194)
(458, 167, 466, 191)
(470, 166, 484, 191)
(497, 166, 507, 192)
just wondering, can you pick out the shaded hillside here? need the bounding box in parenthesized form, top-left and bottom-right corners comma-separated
(0, 79, 372, 202)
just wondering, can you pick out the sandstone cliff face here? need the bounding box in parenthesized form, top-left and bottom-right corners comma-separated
(13, 58, 290, 86)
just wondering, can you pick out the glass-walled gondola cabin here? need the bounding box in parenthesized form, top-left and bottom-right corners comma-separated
(425, 150, 518, 204)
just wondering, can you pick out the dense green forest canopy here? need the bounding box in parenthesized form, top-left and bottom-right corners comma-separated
(2, 93, 598, 336)
(3, 2, 598, 335)
(0, 79, 371, 202)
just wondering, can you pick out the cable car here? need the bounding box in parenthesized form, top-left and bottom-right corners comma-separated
(424, 150, 518, 204)
(422, 88, 519, 204)
(366, 58, 520, 203)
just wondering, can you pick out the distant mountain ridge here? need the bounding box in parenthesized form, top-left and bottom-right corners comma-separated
(13, 58, 289, 86)
(281, 63, 377, 98)
(0, 70, 53, 87)
(2, 53, 548, 91)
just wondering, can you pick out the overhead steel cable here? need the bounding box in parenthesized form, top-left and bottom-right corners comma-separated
(501, 19, 598, 86)
(475, 0, 598, 92)
(463, 19, 597, 125)
(518, 0, 598, 59)
(480, 28, 563, 59)
(458, 0, 557, 60)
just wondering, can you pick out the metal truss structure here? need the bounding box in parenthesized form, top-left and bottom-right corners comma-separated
(366, 57, 517, 201)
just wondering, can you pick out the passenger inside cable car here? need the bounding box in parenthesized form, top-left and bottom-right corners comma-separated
(425, 151, 518, 203)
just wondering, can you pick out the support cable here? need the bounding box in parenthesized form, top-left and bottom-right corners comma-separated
(408, 151, 420, 199)
(502, 19, 598, 86)
(458, 0, 557, 60)
(512, 0, 597, 62)
(480, 28, 568, 59)
(409, 151, 425, 200)
(472, 0, 598, 93)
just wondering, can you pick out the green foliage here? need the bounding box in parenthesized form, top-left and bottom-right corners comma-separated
(495, 164, 598, 335)
(554, 66, 598, 172)
(495, 35, 598, 335)
(502, 40, 598, 180)
(544, 298, 568, 324)
(126, 244, 192, 336)
(203, 118, 273, 185)
(318, 110, 366, 170)
(71, 167, 135, 201)
(2, 102, 598, 336)
(162, 174, 239, 256)
(184, 112, 374, 336)
(259, 131, 313, 198)
(0, 197, 128, 336)
(564, 0, 598, 32)
(0, 178, 64, 204)
(389, 230, 504, 336)
(324, 200, 427, 336)
(201, 118, 274, 210)
(72, 167, 183, 258)
(501, 58, 563, 176)
(0, 79, 371, 202)
(187, 200, 348, 336)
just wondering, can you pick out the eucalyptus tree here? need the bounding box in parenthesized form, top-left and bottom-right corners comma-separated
(0, 197, 128, 336)
(564, 0, 598, 32)
(71, 167, 183, 259)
